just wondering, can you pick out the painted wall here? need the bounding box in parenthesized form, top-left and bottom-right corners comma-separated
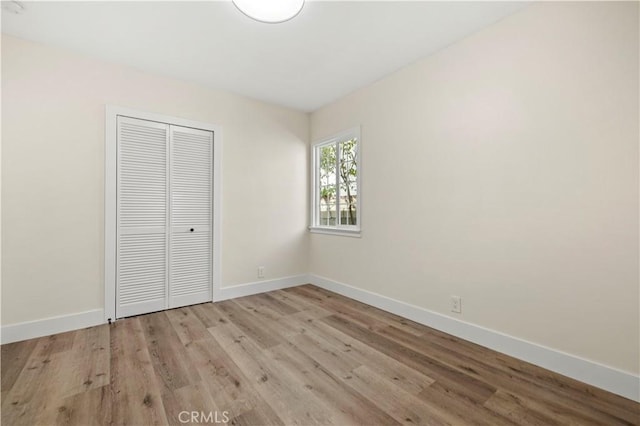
(310, 2, 639, 374)
(2, 1, 638, 379)
(1, 35, 309, 325)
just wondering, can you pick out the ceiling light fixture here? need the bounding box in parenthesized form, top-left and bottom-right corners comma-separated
(233, 0, 304, 24)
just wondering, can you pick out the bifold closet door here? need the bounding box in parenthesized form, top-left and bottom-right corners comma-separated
(116, 117, 213, 318)
(116, 116, 169, 318)
(169, 125, 213, 308)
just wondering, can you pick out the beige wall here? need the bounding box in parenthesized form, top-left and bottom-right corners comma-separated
(1, 35, 309, 325)
(310, 2, 639, 374)
(2, 1, 638, 377)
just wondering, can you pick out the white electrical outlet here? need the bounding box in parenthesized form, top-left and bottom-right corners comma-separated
(257, 266, 265, 279)
(451, 295, 462, 313)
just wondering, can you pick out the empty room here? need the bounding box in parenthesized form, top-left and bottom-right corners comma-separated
(1, 0, 639, 425)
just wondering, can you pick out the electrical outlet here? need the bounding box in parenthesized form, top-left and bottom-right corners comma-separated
(257, 266, 265, 279)
(451, 295, 462, 313)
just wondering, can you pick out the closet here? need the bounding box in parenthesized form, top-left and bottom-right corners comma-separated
(116, 116, 213, 318)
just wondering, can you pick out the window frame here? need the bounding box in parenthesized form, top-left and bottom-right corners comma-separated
(310, 127, 361, 237)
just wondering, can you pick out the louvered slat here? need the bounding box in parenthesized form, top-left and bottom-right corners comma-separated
(116, 117, 168, 318)
(171, 127, 212, 227)
(116, 118, 213, 317)
(170, 232, 211, 296)
(169, 126, 212, 308)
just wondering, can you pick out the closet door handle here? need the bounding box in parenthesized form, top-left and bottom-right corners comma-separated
(190, 228, 194, 232)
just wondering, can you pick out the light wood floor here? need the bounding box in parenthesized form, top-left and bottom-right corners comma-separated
(2, 285, 639, 425)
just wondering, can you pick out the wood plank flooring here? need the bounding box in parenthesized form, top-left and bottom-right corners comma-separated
(2, 284, 639, 425)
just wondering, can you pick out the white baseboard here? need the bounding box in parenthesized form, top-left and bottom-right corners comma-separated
(1, 309, 105, 345)
(3, 274, 637, 403)
(215, 274, 311, 302)
(0, 275, 311, 345)
(308, 274, 640, 402)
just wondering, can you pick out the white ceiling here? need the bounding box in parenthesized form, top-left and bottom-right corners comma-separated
(1, 1, 529, 112)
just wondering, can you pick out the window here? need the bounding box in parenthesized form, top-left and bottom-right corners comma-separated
(310, 127, 360, 236)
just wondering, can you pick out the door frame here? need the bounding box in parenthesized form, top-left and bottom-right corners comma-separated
(104, 105, 222, 322)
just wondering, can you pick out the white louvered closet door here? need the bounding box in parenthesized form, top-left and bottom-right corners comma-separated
(116, 117, 169, 318)
(116, 117, 213, 319)
(169, 125, 213, 308)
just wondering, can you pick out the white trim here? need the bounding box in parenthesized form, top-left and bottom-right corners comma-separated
(1, 310, 105, 345)
(104, 106, 117, 322)
(313, 126, 361, 149)
(215, 274, 311, 302)
(212, 127, 223, 303)
(0, 274, 308, 344)
(308, 226, 361, 238)
(308, 274, 640, 402)
(104, 105, 223, 322)
(3, 275, 637, 402)
(311, 126, 361, 232)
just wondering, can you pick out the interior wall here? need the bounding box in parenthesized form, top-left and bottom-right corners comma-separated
(1, 35, 309, 325)
(309, 1, 639, 374)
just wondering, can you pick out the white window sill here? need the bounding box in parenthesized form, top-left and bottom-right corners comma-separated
(308, 226, 361, 238)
